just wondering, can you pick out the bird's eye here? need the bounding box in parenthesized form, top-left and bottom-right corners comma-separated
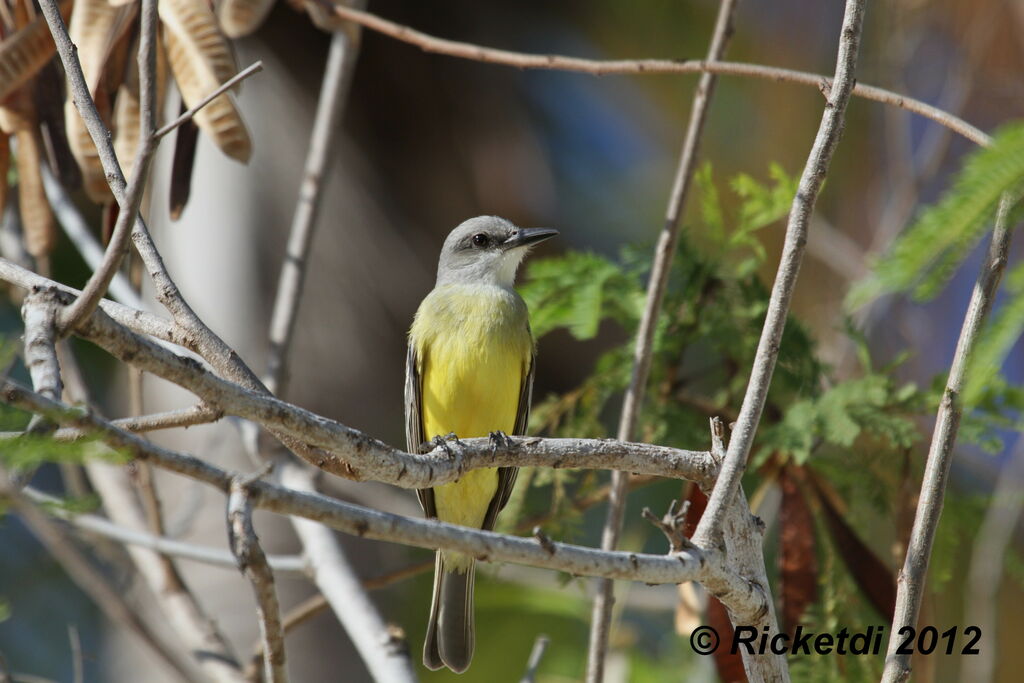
(471, 233, 489, 247)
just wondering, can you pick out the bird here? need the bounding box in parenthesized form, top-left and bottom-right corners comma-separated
(405, 216, 557, 673)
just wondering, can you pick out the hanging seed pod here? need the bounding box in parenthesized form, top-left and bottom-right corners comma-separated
(160, 0, 239, 85)
(161, 1, 252, 163)
(64, 0, 131, 203)
(217, 0, 277, 39)
(169, 115, 199, 220)
(0, 0, 72, 103)
(15, 127, 57, 258)
(113, 63, 141, 176)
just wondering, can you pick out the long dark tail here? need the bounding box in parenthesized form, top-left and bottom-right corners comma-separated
(423, 553, 476, 673)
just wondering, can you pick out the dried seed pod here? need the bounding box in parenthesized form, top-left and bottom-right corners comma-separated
(64, 0, 131, 203)
(113, 72, 141, 176)
(162, 13, 252, 163)
(217, 0, 277, 39)
(15, 128, 57, 258)
(160, 0, 239, 85)
(0, 1, 72, 103)
(169, 115, 199, 219)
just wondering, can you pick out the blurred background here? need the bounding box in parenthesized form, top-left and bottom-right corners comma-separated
(1, 0, 1023, 681)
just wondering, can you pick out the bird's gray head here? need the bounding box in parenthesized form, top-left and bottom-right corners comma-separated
(435, 216, 558, 288)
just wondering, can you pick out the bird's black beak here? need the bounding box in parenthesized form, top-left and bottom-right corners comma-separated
(501, 227, 559, 250)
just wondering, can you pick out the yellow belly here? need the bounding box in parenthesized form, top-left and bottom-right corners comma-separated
(411, 285, 532, 570)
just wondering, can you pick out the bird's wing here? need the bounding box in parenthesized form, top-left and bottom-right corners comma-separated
(482, 344, 534, 531)
(405, 343, 436, 518)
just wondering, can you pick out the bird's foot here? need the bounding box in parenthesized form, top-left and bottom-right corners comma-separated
(488, 431, 512, 451)
(432, 433, 459, 459)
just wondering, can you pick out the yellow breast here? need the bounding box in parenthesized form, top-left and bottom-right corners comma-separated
(410, 284, 533, 541)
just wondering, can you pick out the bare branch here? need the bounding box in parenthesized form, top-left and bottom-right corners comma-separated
(587, 1, 739, 677)
(153, 62, 265, 140)
(228, 475, 288, 683)
(325, 1, 989, 147)
(22, 487, 307, 575)
(694, 0, 866, 548)
(519, 635, 550, 683)
(264, 29, 360, 396)
(882, 195, 1017, 683)
(960, 438, 1024, 683)
(6, 285, 719, 488)
(279, 465, 415, 683)
(39, 166, 142, 308)
(2, 381, 718, 585)
(21, 289, 63, 404)
(57, 0, 159, 335)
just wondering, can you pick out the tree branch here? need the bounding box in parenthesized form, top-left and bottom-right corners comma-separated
(228, 475, 288, 683)
(264, 28, 360, 396)
(693, 0, 866, 548)
(882, 195, 1017, 683)
(587, 1, 740, 679)
(22, 487, 308, 576)
(56, 0, 159, 335)
(279, 465, 416, 682)
(0, 381, 743, 588)
(325, 0, 989, 147)
(153, 62, 265, 140)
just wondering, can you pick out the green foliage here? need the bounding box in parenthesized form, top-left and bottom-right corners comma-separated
(0, 435, 118, 471)
(848, 121, 1024, 308)
(964, 262, 1024, 408)
(515, 160, 1024, 671)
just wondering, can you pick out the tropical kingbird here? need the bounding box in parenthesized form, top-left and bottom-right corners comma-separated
(405, 216, 557, 673)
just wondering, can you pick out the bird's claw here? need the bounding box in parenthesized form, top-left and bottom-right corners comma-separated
(488, 431, 512, 449)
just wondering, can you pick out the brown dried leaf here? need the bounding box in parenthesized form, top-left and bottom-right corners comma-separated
(0, 0, 71, 103)
(15, 128, 56, 258)
(217, 0, 277, 39)
(779, 466, 818, 633)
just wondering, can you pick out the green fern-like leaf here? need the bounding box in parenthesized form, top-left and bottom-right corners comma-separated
(963, 262, 1024, 407)
(848, 121, 1024, 309)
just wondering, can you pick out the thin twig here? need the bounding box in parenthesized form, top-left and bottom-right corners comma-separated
(960, 439, 1024, 683)
(326, 1, 989, 147)
(57, 0, 159, 335)
(244, 559, 436, 680)
(153, 62, 265, 140)
(228, 475, 288, 683)
(280, 465, 416, 682)
(694, 0, 867, 549)
(22, 487, 308, 575)
(882, 196, 1017, 683)
(519, 635, 550, 683)
(0, 404, 223, 441)
(587, 2, 739, 678)
(264, 29, 360, 396)
(38, 165, 143, 309)
(67, 625, 82, 683)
